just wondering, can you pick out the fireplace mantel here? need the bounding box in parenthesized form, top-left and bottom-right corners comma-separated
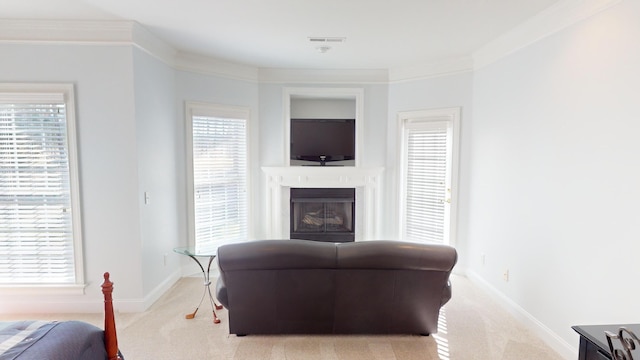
(262, 166, 384, 241)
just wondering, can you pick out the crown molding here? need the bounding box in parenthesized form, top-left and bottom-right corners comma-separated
(388, 56, 473, 83)
(130, 22, 176, 67)
(0, 19, 176, 66)
(257, 56, 470, 84)
(473, 0, 623, 70)
(2, 0, 623, 86)
(0, 19, 258, 82)
(179, 55, 389, 85)
(258, 68, 389, 84)
(0, 19, 135, 43)
(174, 52, 259, 82)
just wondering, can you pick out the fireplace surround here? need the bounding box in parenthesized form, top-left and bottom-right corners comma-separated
(262, 166, 384, 241)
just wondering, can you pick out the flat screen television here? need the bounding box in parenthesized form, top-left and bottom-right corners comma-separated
(290, 119, 355, 166)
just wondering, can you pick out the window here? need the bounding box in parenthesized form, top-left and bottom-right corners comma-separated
(399, 108, 459, 245)
(186, 102, 249, 252)
(0, 84, 84, 289)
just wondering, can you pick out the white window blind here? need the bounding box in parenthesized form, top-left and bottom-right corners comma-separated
(189, 109, 248, 253)
(403, 121, 449, 244)
(0, 86, 81, 285)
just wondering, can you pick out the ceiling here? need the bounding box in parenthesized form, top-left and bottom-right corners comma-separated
(2, 0, 560, 70)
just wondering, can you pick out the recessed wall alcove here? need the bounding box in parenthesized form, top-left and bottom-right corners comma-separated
(284, 87, 364, 167)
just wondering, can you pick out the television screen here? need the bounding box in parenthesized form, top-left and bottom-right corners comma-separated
(290, 119, 355, 164)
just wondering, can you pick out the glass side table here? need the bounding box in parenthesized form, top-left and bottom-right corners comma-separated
(173, 246, 224, 324)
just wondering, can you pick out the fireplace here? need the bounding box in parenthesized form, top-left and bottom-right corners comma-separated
(290, 188, 355, 242)
(262, 166, 384, 240)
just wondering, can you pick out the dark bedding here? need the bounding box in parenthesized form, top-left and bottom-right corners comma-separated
(0, 320, 109, 360)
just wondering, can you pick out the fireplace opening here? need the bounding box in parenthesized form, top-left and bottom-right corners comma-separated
(290, 188, 355, 243)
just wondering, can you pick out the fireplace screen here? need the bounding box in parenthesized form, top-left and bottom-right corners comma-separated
(290, 188, 355, 242)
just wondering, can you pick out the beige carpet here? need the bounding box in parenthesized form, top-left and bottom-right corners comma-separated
(1, 275, 564, 359)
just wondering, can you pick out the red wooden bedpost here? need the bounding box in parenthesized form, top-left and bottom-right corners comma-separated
(102, 272, 121, 360)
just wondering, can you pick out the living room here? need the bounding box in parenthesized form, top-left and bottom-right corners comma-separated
(1, 0, 639, 358)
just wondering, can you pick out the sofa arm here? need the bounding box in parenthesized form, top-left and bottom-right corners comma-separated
(440, 280, 452, 306)
(215, 276, 229, 309)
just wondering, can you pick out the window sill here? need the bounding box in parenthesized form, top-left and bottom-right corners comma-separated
(0, 283, 88, 296)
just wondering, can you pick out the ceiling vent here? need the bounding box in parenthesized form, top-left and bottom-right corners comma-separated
(308, 37, 346, 43)
(308, 37, 346, 54)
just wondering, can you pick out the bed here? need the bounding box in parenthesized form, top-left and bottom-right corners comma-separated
(0, 273, 122, 360)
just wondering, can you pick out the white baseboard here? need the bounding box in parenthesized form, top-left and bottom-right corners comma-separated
(115, 269, 182, 313)
(465, 270, 577, 360)
(0, 269, 183, 314)
(0, 299, 102, 314)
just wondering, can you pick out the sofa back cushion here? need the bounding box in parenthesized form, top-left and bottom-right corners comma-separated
(336, 240, 457, 271)
(217, 239, 336, 271)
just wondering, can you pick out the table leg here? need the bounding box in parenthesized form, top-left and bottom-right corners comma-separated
(205, 255, 224, 312)
(185, 255, 222, 324)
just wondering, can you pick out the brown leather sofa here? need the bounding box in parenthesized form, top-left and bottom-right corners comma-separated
(215, 239, 457, 336)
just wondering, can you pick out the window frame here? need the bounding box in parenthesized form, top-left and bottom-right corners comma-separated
(185, 101, 251, 250)
(397, 107, 460, 246)
(0, 83, 85, 294)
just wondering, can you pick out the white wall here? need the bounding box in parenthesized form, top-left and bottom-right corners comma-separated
(0, 44, 143, 309)
(132, 48, 182, 297)
(290, 98, 356, 119)
(467, 0, 640, 353)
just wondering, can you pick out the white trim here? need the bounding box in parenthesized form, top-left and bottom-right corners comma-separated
(0, 284, 87, 296)
(0, 270, 182, 313)
(0, 83, 85, 289)
(466, 271, 576, 360)
(283, 87, 364, 167)
(0, 20, 178, 71)
(262, 166, 384, 241)
(175, 52, 259, 83)
(389, 56, 474, 83)
(0, 83, 71, 102)
(0, 19, 134, 43)
(130, 22, 177, 67)
(135, 269, 182, 312)
(185, 103, 196, 250)
(0, 1, 625, 82)
(473, 0, 623, 70)
(0, 297, 104, 314)
(396, 107, 460, 246)
(184, 101, 252, 248)
(63, 84, 85, 286)
(186, 101, 252, 120)
(260, 69, 388, 84)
